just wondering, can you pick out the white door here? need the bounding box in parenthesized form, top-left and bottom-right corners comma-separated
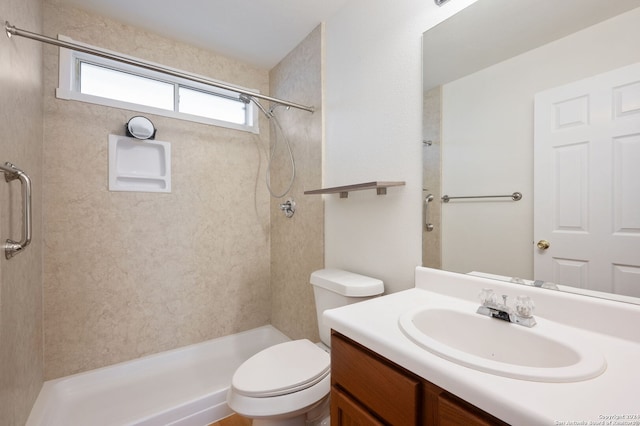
(534, 63, 640, 297)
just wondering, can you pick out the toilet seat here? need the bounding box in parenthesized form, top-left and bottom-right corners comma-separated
(231, 339, 330, 398)
(226, 372, 330, 419)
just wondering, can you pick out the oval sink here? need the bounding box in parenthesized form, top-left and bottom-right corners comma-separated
(398, 307, 606, 382)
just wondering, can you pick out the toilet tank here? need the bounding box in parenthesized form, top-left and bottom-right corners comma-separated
(310, 269, 384, 347)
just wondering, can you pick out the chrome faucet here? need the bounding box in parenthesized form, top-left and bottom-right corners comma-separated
(476, 289, 536, 327)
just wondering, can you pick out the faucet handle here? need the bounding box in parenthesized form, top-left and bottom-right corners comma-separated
(515, 295, 535, 318)
(479, 288, 497, 306)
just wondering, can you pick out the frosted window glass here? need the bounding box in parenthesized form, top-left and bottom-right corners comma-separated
(80, 62, 174, 111)
(178, 87, 247, 124)
(67, 53, 254, 130)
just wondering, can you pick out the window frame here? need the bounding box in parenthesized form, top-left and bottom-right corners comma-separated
(56, 35, 259, 134)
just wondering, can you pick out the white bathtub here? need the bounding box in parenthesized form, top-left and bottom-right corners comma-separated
(27, 326, 290, 426)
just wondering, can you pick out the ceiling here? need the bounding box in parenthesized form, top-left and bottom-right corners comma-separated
(423, 0, 640, 90)
(57, 0, 350, 69)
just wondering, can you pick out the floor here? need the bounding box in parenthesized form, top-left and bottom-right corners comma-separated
(209, 414, 252, 426)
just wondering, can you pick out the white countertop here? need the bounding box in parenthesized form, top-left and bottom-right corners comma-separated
(323, 267, 640, 425)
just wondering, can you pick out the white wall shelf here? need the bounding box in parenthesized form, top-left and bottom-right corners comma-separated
(304, 181, 405, 198)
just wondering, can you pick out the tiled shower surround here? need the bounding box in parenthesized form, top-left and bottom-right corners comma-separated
(0, 0, 322, 422)
(42, 0, 322, 379)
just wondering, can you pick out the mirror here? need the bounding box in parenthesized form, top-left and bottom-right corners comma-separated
(126, 116, 156, 140)
(422, 0, 640, 304)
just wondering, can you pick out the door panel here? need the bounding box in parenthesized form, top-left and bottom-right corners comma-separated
(534, 62, 640, 297)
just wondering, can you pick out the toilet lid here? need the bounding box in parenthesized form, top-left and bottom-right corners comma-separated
(231, 339, 330, 398)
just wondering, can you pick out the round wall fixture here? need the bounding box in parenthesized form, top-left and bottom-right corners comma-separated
(126, 116, 156, 140)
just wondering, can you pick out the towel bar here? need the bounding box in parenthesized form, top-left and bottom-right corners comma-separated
(441, 192, 522, 203)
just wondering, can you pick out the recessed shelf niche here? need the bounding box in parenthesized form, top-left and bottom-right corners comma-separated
(108, 134, 171, 193)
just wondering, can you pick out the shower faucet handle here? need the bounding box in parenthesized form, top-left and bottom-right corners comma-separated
(279, 199, 296, 218)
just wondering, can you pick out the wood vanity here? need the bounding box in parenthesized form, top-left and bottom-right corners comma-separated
(331, 331, 508, 425)
(324, 267, 640, 424)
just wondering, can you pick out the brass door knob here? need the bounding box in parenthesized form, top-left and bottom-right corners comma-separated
(537, 240, 550, 250)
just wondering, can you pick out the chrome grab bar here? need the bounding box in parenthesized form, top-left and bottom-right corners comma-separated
(1, 162, 32, 259)
(441, 192, 522, 203)
(424, 194, 434, 232)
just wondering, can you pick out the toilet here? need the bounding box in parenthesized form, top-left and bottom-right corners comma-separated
(226, 269, 384, 426)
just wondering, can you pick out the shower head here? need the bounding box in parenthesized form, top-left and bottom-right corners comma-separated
(242, 95, 273, 119)
(254, 98, 273, 119)
(240, 94, 292, 119)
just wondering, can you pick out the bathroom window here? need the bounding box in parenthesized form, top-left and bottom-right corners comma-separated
(177, 87, 247, 124)
(56, 37, 258, 133)
(79, 62, 176, 111)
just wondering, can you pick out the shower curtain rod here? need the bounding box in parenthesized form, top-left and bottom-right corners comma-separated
(4, 21, 315, 114)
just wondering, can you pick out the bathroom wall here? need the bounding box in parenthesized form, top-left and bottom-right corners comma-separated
(42, 0, 272, 379)
(422, 86, 442, 269)
(0, 0, 44, 423)
(269, 26, 324, 342)
(323, 0, 477, 294)
(441, 7, 640, 279)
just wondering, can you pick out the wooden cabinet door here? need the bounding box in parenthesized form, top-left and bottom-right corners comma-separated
(438, 393, 496, 426)
(331, 386, 385, 426)
(332, 331, 509, 426)
(331, 332, 419, 425)
(424, 381, 508, 426)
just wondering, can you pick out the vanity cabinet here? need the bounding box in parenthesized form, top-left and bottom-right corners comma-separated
(331, 331, 508, 426)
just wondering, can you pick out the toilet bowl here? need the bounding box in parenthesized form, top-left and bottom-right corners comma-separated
(226, 269, 384, 426)
(226, 339, 331, 426)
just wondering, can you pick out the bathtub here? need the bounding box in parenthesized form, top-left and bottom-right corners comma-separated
(27, 326, 290, 426)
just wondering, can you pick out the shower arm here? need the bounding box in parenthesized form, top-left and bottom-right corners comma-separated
(241, 94, 273, 118)
(4, 21, 315, 114)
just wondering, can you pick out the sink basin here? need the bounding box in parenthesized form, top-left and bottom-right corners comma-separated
(398, 307, 606, 382)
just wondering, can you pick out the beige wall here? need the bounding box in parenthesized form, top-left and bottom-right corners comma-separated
(0, 0, 44, 424)
(422, 86, 442, 269)
(43, 1, 273, 379)
(269, 26, 324, 342)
